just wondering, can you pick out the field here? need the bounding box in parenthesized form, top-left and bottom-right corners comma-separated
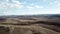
(0, 15, 60, 34)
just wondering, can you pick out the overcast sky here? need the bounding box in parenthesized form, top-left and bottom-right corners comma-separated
(0, 0, 60, 15)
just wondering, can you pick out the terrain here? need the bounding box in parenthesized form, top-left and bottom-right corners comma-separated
(0, 14, 60, 34)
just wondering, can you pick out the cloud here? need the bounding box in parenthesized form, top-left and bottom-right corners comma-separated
(8, 0, 24, 9)
(0, 0, 24, 9)
(30, 3, 34, 6)
(4, 11, 14, 15)
(43, 9, 60, 14)
(3, 8, 60, 15)
(43, 0, 48, 2)
(27, 3, 34, 9)
(7, 3, 23, 9)
(27, 6, 34, 10)
(57, 3, 60, 6)
(0, 0, 24, 16)
(54, 1, 58, 4)
(35, 5, 44, 8)
(27, 5, 44, 10)
(4, 11, 36, 15)
(49, 2, 53, 5)
(1, 0, 60, 15)
(12, 0, 22, 4)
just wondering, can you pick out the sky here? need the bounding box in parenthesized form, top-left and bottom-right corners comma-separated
(0, 0, 60, 15)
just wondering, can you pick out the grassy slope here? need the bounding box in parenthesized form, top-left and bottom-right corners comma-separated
(0, 17, 60, 34)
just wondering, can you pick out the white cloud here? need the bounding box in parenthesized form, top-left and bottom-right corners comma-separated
(35, 5, 40, 8)
(54, 1, 58, 4)
(4, 11, 36, 15)
(49, 2, 53, 5)
(12, 0, 22, 4)
(30, 3, 34, 6)
(35, 5, 44, 8)
(27, 6, 34, 10)
(4, 11, 14, 15)
(27, 5, 44, 10)
(43, 0, 47, 2)
(8, 0, 23, 9)
(49, 1, 59, 5)
(57, 3, 60, 6)
(4, 9, 60, 15)
(7, 3, 23, 9)
(43, 9, 60, 14)
(0, 0, 24, 9)
(2, 0, 9, 3)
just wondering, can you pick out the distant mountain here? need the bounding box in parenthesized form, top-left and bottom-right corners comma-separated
(48, 14, 60, 18)
(0, 14, 60, 18)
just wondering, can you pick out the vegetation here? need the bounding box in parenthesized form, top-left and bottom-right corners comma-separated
(0, 15, 60, 34)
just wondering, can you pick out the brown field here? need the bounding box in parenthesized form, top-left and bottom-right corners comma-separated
(0, 15, 60, 34)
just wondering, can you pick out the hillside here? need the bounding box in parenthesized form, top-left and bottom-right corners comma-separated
(0, 14, 60, 34)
